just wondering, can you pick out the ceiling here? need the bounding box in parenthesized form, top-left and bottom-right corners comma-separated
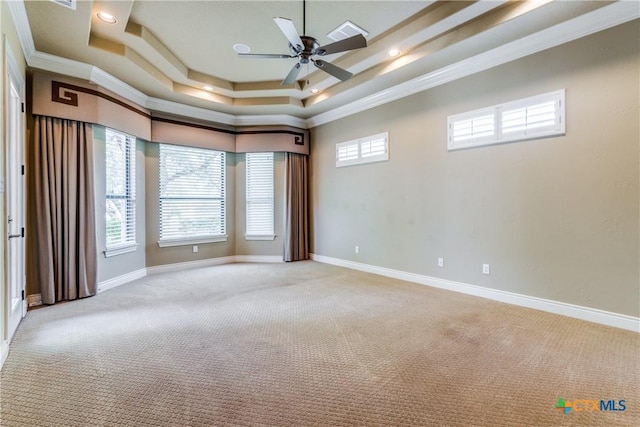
(13, 1, 640, 126)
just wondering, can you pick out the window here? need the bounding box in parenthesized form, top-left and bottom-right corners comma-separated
(246, 152, 275, 240)
(105, 128, 136, 254)
(336, 132, 389, 167)
(447, 90, 565, 150)
(159, 144, 226, 246)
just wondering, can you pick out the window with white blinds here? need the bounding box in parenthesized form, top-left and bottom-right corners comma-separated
(336, 132, 389, 167)
(105, 128, 136, 252)
(246, 152, 275, 239)
(159, 144, 226, 246)
(448, 90, 565, 150)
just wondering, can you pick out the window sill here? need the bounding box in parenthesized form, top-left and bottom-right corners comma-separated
(158, 236, 228, 248)
(245, 234, 276, 241)
(104, 244, 137, 258)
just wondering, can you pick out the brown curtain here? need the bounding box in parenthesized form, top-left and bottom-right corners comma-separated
(31, 116, 97, 304)
(283, 152, 309, 262)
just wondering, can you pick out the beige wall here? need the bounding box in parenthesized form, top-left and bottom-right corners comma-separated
(310, 22, 639, 317)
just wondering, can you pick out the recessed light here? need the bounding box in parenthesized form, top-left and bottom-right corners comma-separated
(388, 49, 401, 57)
(96, 11, 117, 24)
(203, 86, 213, 91)
(233, 44, 251, 54)
(310, 88, 320, 94)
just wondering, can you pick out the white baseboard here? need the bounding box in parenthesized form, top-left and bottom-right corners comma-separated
(146, 256, 237, 276)
(1, 340, 8, 370)
(310, 253, 640, 333)
(94, 255, 283, 293)
(235, 255, 283, 263)
(98, 268, 147, 293)
(27, 293, 42, 308)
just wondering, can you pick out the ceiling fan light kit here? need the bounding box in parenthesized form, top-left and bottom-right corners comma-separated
(238, 1, 367, 86)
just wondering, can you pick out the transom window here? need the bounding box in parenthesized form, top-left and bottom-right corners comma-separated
(336, 132, 389, 167)
(447, 90, 565, 150)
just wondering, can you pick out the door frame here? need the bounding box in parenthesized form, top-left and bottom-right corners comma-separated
(3, 37, 26, 353)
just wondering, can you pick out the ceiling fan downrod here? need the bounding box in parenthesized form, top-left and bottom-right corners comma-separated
(237, 0, 367, 85)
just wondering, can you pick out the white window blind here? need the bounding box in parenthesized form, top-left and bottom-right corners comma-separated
(159, 144, 226, 244)
(450, 112, 496, 146)
(336, 132, 389, 167)
(105, 128, 136, 250)
(501, 97, 560, 137)
(246, 152, 275, 239)
(448, 90, 565, 150)
(337, 142, 359, 163)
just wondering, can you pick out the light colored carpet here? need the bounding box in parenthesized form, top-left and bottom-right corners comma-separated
(0, 261, 638, 426)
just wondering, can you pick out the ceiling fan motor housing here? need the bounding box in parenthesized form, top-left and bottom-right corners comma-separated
(291, 36, 320, 63)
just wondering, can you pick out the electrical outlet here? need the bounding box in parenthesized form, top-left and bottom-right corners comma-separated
(355, 246, 360, 254)
(482, 264, 490, 275)
(438, 257, 444, 267)
(193, 245, 198, 253)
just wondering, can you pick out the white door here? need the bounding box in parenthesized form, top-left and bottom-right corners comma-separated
(6, 48, 25, 341)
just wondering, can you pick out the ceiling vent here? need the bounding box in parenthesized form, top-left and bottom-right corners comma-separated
(327, 21, 369, 42)
(50, 0, 76, 10)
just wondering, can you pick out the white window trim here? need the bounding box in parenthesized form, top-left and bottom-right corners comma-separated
(447, 89, 565, 151)
(158, 236, 228, 248)
(104, 244, 138, 258)
(244, 234, 276, 241)
(336, 132, 389, 167)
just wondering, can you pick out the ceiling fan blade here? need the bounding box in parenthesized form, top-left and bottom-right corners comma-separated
(317, 34, 367, 56)
(238, 53, 294, 59)
(282, 63, 302, 85)
(274, 17, 304, 52)
(312, 59, 353, 82)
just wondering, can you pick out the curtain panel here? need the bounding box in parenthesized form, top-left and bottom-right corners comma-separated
(30, 116, 97, 304)
(283, 153, 309, 262)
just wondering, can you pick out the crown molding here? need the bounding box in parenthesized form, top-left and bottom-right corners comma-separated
(145, 97, 237, 126)
(6, 0, 35, 59)
(29, 50, 90, 80)
(90, 67, 149, 108)
(29, 49, 306, 127)
(307, 1, 640, 127)
(234, 114, 308, 128)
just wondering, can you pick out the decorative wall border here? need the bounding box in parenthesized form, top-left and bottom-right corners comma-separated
(46, 79, 308, 148)
(51, 80, 151, 118)
(152, 116, 306, 143)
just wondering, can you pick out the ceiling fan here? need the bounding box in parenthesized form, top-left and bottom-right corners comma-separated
(238, 0, 367, 85)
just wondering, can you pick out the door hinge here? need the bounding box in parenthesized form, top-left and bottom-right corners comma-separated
(21, 103, 24, 113)
(22, 290, 25, 300)
(21, 165, 25, 175)
(22, 227, 25, 238)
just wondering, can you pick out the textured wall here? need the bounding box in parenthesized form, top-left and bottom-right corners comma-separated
(310, 22, 639, 317)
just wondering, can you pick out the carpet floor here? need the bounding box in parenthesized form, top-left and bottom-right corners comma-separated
(0, 261, 638, 426)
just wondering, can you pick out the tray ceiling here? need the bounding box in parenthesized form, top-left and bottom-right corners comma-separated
(16, 0, 639, 124)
